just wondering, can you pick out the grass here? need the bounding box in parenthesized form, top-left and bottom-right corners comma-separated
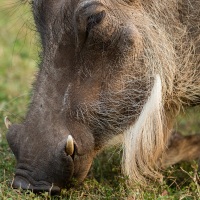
(0, 0, 200, 199)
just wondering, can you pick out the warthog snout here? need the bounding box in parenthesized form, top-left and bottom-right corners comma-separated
(12, 176, 60, 194)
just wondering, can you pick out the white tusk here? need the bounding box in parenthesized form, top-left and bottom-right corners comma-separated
(66, 135, 74, 156)
(4, 116, 12, 129)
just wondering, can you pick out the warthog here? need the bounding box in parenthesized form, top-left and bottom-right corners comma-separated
(5, 0, 200, 193)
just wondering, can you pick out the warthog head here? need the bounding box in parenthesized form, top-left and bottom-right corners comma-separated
(6, 0, 148, 192)
(6, 0, 181, 193)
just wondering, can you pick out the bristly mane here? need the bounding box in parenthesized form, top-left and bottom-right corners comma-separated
(121, 0, 200, 184)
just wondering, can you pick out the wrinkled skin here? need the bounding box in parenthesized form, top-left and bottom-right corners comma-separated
(6, 0, 200, 193)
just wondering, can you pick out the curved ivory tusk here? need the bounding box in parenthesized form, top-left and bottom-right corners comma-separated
(4, 116, 12, 129)
(66, 135, 74, 156)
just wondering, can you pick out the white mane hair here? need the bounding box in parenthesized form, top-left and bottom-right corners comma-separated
(122, 74, 165, 184)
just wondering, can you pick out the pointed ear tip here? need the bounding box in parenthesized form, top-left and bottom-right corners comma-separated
(4, 116, 12, 129)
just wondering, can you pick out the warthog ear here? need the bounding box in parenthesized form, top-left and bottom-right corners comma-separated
(4, 116, 12, 129)
(66, 135, 74, 156)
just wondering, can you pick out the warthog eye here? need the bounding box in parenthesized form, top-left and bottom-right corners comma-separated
(86, 10, 106, 34)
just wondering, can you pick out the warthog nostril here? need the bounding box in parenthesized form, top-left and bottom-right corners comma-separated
(12, 176, 31, 190)
(12, 176, 60, 195)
